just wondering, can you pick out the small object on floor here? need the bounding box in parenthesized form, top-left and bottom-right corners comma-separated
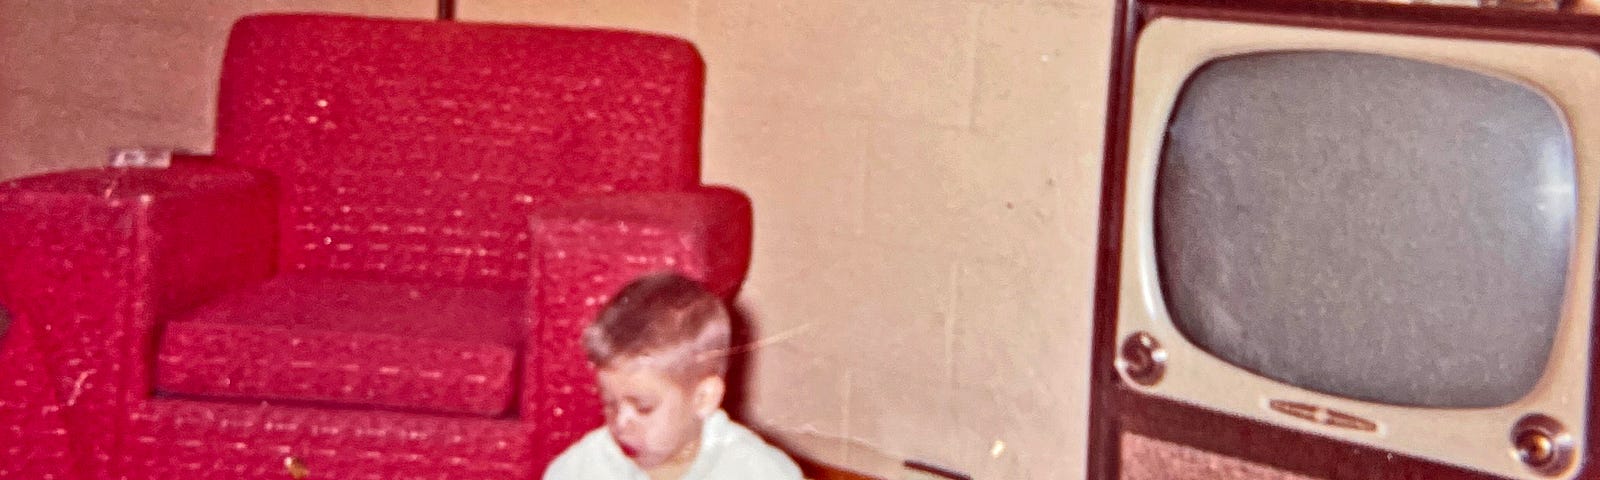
(284, 456, 309, 479)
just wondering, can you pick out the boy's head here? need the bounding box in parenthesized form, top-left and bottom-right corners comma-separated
(582, 273, 731, 469)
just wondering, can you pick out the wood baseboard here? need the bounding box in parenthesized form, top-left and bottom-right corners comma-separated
(797, 456, 884, 480)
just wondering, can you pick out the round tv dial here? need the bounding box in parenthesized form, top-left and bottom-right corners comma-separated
(1118, 332, 1166, 386)
(1511, 413, 1574, 477)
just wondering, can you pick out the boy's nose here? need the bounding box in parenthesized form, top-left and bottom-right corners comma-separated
(610, 413, 639, 435)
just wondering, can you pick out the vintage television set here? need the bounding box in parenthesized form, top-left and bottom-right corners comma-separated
(1089, 1, 1600, 479)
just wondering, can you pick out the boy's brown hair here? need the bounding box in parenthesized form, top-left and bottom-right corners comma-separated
(582, 273, 731, 383)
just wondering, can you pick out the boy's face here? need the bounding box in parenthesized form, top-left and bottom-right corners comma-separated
(596, 356, 721, 470)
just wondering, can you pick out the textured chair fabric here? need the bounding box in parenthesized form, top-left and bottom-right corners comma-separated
(156, 274, 524, 416)
(0, 162, 278, 480)
(0, 310, 85, 480)
(0, 13, 750, 480)
(216, 14, 703, 286)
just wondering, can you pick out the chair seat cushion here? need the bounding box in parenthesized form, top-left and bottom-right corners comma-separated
(155, 274, 524, 417)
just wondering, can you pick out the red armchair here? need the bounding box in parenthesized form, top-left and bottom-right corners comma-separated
(0, 14, 751, 479)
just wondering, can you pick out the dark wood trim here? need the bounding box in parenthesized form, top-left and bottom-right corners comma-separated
(437, 0, 455, 21)
(1588, 288, 1600, 480)
(1145, 0, 1600, 46)
(1085, 0, 1140, 478)
(795, 456, 884, 480)
(1087, 1, 1600, 479)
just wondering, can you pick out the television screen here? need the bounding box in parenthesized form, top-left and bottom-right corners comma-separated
(1154, 50, 1575, 409)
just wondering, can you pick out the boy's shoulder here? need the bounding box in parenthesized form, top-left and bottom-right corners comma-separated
(700, 413, 804, 479)
(545, 427, 636, 480)
(544, 413, 803, 480)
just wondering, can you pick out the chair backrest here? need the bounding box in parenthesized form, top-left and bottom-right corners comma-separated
(215, 14, 704, 286)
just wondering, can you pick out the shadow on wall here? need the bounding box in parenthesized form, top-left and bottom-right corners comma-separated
(724, 300, 758, 424)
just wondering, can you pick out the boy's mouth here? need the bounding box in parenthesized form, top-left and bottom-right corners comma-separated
(619, 443, 641, 458)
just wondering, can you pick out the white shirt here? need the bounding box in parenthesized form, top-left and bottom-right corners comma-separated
(543, 410, 803, 480)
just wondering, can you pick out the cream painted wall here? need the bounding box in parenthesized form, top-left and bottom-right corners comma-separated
(0, 1, 1113, 478)
(462, 2, 1113, 478)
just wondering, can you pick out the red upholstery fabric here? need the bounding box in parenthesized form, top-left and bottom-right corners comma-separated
(157, 274, 523, 416)
(0, 13, 749, 480)
(0, 162, 277, 479)
(217, 14, 704, 286)
(0, 312, 84, 480)
(125, 400, 533, 480)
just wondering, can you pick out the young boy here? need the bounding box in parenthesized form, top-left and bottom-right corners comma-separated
(544, 273, 803, 480)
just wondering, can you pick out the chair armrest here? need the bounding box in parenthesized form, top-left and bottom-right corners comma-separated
(522, 186, 753, 461)
(532, 186, 752, 298)
(0, 308, 83, 479)
(0, 160, 276, 474)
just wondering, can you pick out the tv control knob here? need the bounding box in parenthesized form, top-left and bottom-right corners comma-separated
(1516, 430, 1554, 465)
(1511, 414, 1573, 476)
(1118, 332, 1166, 386)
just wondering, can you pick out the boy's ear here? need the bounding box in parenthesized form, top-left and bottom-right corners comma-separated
(692, 376, 725, 419)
